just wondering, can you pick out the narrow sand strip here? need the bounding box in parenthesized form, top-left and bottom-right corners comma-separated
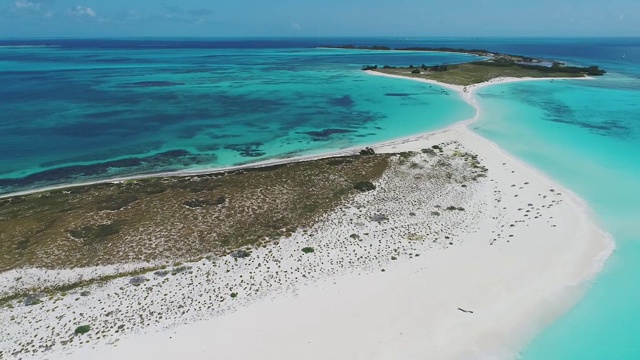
(0, 75, 613, 360)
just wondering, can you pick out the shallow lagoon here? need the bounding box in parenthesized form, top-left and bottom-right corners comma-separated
(473, 68, 640, 358)
(0, 44, 476, 193)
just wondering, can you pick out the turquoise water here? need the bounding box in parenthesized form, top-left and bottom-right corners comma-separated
(473, 66, 640, 357)
(0, 42, 476, 194)
(2, 37, 640, 358)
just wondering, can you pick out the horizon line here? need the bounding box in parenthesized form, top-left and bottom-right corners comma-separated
(1, 35, 640, 41)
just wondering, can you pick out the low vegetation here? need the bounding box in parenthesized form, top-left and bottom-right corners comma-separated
(74, 325, 91, 335)
(0, 153, 391, 271)
(372, 62, 600, 86)
(353, 181, 376, 192)
(359, 147, 376, 156)
(349, 44, 605, 86)
(328, 44, 603, 71)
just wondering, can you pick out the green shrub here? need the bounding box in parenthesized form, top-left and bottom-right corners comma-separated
(24, 294, 42, 306)
(67, 223, 121, 245)
(230, 292, 238, 298)
(354, 181, 376, 192)
(302, 247, 315, 254)
(359, 147, 376, 156)
(231, 250, 251, 259)
(74, 325, 91, 335)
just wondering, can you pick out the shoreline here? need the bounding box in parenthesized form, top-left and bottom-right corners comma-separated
(367, 71, 613, 357)
(1, 73, 614, 359)
(0, 74, 591, 201)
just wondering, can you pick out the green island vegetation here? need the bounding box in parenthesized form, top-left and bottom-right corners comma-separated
(0, 143, 489, 310)
(369, 60, 605, 86)
(0, 153, 391, 281)
(74, 325, 91, 335)
(324, 44, 605, 86)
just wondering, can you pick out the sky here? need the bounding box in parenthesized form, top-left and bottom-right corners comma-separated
(0, 0, 638, 38)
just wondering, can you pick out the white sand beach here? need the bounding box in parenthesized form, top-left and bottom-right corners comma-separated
(0, 74, 613, 360)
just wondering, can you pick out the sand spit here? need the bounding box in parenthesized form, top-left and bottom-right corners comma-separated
(0, 75, 612, 360)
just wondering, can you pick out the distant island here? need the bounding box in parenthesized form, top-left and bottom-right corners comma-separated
(322, 44, 504, 58)
(322, 45, 606, 86)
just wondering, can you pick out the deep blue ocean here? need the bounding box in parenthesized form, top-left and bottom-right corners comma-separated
(1, 37, 639, 358)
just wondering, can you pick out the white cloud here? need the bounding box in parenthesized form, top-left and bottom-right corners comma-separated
(10, 0, 55, 17)
(291, 22, 301, 30)
(14, 0, 40, 9)
(69, 5, 97, 17)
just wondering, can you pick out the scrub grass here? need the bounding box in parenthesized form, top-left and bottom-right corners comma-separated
(374, 63, 587, 86)
(0, 154, 391, 271)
